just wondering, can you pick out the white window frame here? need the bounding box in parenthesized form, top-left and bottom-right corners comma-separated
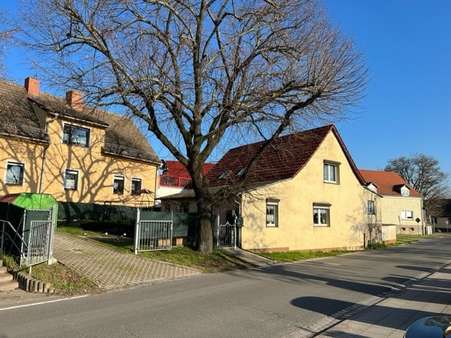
(131, 177, 142, 196)
(266, 200, 279, 228)
(401, 210, 414, 220)
(323, 161, 339, 184)
(64, 169, 79, 191)
(313, 204, 331, 227)
(5, 161, 25, 186)
(62, 122, 91, 148)
(400, 186, 410, 197)
(113, 174, 125, 195)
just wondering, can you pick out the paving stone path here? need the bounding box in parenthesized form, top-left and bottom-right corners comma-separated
(54, 233, 200, 289)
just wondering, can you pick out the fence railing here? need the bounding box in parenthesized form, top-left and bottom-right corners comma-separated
(0, 219, 28, 263)
(23, 220, 52, 266)
(134, 219, 173, 253)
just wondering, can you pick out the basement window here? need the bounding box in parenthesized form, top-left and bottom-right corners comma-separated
(113, 175, 125, 195)
(5, 161, 24, 186)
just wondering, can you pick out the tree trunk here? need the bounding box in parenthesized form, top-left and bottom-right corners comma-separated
(196, 194, 214, 254)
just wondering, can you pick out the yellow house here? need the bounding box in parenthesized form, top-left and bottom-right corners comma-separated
(359, 170, 424, 235)
(0, 77, 159, 207)
(159, 125, 392, 251)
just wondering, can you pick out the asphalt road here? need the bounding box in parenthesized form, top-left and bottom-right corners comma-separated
(0, 235, 450, 338)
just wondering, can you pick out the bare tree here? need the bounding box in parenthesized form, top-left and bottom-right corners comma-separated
(386, 154, 449, 213)
(21, 0, 366, 253)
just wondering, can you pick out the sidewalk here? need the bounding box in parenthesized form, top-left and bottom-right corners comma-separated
(318, 265, 451, 337)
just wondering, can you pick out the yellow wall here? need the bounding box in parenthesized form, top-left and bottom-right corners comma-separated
(241, 131, 381, 251)
(0, 117, 158, 207)
(379, 195, 423, 233)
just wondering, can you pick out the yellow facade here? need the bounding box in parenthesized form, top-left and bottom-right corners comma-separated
(240, 131, 381, 251)
(0, 117, 158, 207)
(379, 195, 423, 234)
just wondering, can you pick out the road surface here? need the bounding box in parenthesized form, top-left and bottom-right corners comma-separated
(0, 235, 450, 338)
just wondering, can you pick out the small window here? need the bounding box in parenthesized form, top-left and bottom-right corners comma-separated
(5, 162, 24, 185)
(63, 124, 90, 147)
(367, 200, 376, 215)
(313, 204, 330, 226)
(401, 210, 414, 220)
(131, 178, 142, 195)
(266, 199, 279, 227)
(324, 162, 339, 183)
(400, 186, 410, 197)
(64, 169, 79, 190)
(113, 175, 125, 195)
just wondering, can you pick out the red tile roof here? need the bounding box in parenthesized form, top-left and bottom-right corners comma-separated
(207, 125, 366, 187)
(359, 170, 421, 197)
(160, 160, 214, 187)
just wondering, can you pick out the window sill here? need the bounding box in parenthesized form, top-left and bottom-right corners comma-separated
(313, 224, 330, 228)
(266, 225, 278, 228)
(5, 183, 23, 186)
(323, 180, 339, 185)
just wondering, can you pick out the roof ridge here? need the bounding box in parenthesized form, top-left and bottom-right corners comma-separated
(227, 124, 334, 152)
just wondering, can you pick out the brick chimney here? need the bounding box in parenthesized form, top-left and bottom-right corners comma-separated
(24, 77, 40, 96)
(66, 90, 83, 110)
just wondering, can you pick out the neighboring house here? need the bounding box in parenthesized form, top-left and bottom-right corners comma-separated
(156, 160, 214, 211)
(0, 77, 159, 207)
(163, 125, 387, 252)
(429, 199, 451, 232)
(359, 170, 423, 234)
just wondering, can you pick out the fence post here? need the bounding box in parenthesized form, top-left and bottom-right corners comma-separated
(1, 221, 4, 255)
(216, 214, 220, 248)
(170, 210, 174, 250)
(134, 208, 140, 255)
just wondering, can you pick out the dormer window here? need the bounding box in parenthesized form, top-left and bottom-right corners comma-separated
(63, 124, 90, 147)
(237, 168, 246, 177)
(367, 183, 378, 193)
(218, 171, 228, 180)
(400, 186, 410, 197)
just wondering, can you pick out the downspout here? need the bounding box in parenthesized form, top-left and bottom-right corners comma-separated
(38, 114, 59, 194)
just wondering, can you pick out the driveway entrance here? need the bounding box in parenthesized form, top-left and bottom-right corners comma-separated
(53, 233, 200, 289)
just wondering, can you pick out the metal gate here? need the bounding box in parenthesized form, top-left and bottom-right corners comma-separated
(134, 209, 173, 253)
(22, 220, 52, 266)
(0, 209, 53, 267)
(217, 222, 237, 248)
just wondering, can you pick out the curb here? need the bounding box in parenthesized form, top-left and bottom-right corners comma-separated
(12, 271, 55, 295)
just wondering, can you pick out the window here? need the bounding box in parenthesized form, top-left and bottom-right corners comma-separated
(401, 210, 414, 220)
(113, 175, 125, 195)
(367, 200, 376, 215)
(400, 186, 410, 197)
(5, 162, 24, 185)
(313, 204, 330, 226)
(131, 178, 142, 195)
(266, 199, 279, 227)
(324, 162, 339, 183)
(63, 124, 90, 147)
(64, 169, 79, 190)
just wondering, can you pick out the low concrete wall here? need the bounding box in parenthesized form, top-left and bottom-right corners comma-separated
(381, 225, 397, 243)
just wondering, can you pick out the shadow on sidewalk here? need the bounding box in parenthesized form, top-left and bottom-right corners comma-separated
(291, 296, 444, 332)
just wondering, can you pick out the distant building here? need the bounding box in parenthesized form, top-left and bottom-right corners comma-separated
(156, 160, 214, 211)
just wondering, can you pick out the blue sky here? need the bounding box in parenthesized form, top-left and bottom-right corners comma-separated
(1, 1, 450, 179)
